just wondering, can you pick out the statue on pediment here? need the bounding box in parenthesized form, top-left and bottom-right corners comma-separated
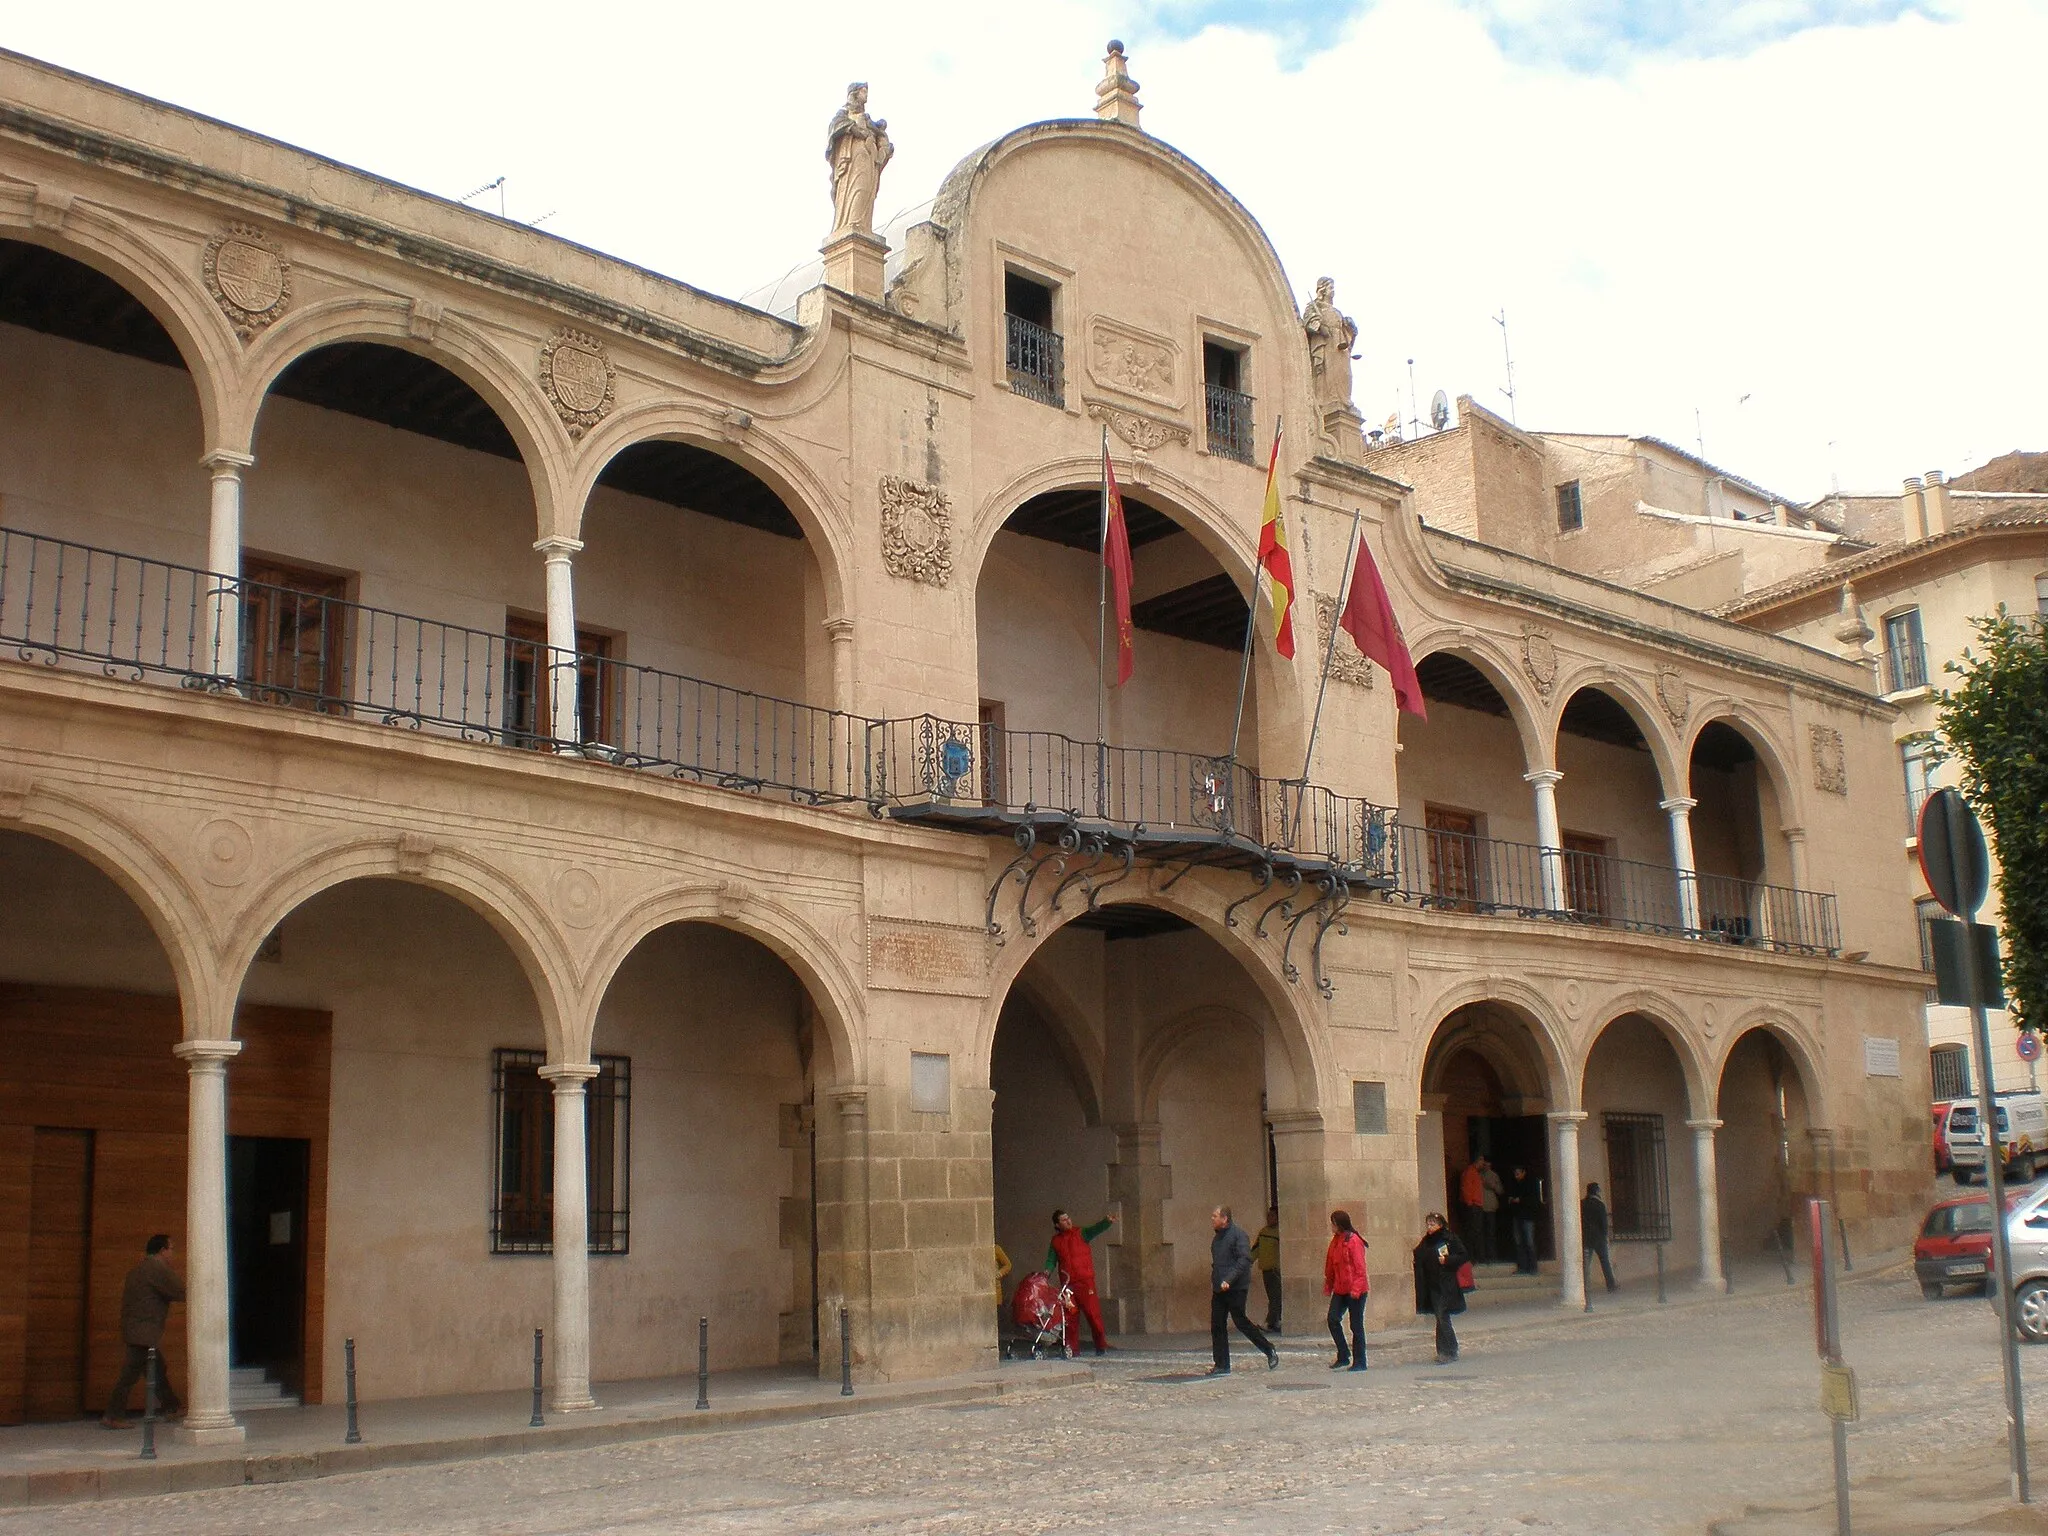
(1301, 277, 1359, 409)
(827, 83, 894, 239)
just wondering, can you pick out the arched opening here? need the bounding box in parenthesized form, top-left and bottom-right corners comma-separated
(0, 829, 199, 1422)
(1688, 719, 1790, 940)
(0, 238, 210, 589)
(1553, 685, 1671, 922)
(586, 920, 827, 1379)
(1579, 1013, 1700, 1286)
(1715, 1028, 1817, 1265)
(989, 904, 1292, 1341)
(1419, 1002, 1557, 1268)
(233, 875, 549, 1404)
(1398, 653, 1537, 910)
(975, 487, 1257, 815)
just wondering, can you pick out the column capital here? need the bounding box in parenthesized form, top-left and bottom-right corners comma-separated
(1546, 1109, 1589, 1125)
(823, 617, 856, 642)
(538, 1062, 600, 1087)
(173, 1039, 244, 1068)
(1658, 796, 1699, 815)
(1806, 1126, 1835, 1149)
(532, 535, 585, 559)
(1780, 824, 1807, 843)
(1522, 768, 1564, 788)
(1265, 1108, 1325, 1136)
(199, 449, 255, 474)
(830, 1085, 871, 1124)
(1684, 1117, 1724, 1133)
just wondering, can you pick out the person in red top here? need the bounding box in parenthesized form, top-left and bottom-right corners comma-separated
(1045, 1208, 1116, 1357)
(1323, 1208, 1370, 1371)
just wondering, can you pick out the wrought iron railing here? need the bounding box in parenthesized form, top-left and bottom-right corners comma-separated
(1884, 642, 1929, 693)
(1204, 382, 1255, 464)
(1004, 313, 1064, 406)
(1390, 823, 1839, 955)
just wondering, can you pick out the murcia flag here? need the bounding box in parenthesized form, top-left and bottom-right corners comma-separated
(1256, 427, 1295, 658)
(1103, 446, 1135, 686)
(1339, 530, 1427, 719)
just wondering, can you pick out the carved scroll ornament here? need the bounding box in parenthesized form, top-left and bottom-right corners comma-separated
(880, 475, 953, 587)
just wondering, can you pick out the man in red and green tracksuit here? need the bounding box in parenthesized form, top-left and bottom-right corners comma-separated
(1046, 1208, 1115, 1356)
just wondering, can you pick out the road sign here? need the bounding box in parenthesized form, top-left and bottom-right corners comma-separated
(1820, 1362, 1860, 1423)
(1919, 788, 1990, 919)
(1931, 919, 2007, 1009)
(2021, 1032, 2043, 1064)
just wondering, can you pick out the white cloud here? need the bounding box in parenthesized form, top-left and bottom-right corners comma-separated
(7, 0, 2041, 499)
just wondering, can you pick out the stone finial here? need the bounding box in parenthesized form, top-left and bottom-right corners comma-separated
(1096, 40, 1141, 127)
(1833, 580, 1874, 662)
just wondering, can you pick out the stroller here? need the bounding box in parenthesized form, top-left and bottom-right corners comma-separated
(1008, 1267, 1074, 1359)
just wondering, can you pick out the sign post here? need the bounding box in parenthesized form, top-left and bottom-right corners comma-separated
(1811, 1197, 1855, 1536)
(1919, 787, 2029, 1504)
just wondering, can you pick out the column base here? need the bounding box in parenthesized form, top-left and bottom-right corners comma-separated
(1701, 1275, 1730, 1294)
(549, 1393, 601, 1414)
(173, 1416, 245, 1446)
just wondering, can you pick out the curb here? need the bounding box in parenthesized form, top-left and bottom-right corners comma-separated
(0, 1367, 1092, 1510)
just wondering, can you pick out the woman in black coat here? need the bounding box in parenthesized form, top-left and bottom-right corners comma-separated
(1412, 1211, 1470, 1364)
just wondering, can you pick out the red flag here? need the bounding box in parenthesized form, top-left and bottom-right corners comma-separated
(1339, 532, 1427, 719)
(1103, 448, 1135, 686)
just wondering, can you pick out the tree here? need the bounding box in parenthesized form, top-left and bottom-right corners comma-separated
(1936, 612, 2048, 1032)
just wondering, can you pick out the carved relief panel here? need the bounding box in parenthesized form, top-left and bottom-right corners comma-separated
(1084, 317, 1183, 410)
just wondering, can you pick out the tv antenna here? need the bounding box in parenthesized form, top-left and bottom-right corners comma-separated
(460, 176, 507, 217)
(1406, 358, 1420, 442)
(1430, 390, 1451, 432)
(1493, 308, 1517, 424)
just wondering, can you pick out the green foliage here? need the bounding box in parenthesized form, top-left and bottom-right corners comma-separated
(1936, 613, 2048, 1031)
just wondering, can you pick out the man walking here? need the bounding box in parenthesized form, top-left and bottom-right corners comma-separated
(1253, 1206, 1283, 1332)
(102, 1234, 183, 1427)
(1581, 1182, 1618, 1292)
(1505, 1165, 1540, 1275)
(1046, 1209, 1115, 1356)
(1208, 1205, 1279, 1375)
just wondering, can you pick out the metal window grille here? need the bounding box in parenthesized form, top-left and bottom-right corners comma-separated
(1601, 1112, 1671, 1243)
(491, 1049, 631, 1255)
(1004, 313, 1064, 406)
(1931, 1046, 1971, 1101)
(1203, 382, 1255, 463)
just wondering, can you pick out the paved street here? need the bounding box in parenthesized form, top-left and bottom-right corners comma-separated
(8, 1269, 2047, 1535)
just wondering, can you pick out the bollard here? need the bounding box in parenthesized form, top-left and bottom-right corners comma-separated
(344, 1336, 362, 1445)
(1655, 1243, 1667, 1303)
(839, 1306, 854, 1397)
(530, 1328, 545, 1428)
(1837, 1215, 1853, 1273)
(138, 1347, 159, 1461)
(695, 1316, 709, 1411)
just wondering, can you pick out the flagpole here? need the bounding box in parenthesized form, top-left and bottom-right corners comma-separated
(1227, 416, 1278, 836)
(1292, 506, 1365, 846)
(1096, 426, 1111, 820)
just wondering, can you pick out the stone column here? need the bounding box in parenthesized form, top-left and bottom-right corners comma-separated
(1104, 1122, 1171, 1336)
(1525, 768, 1566, 911)
(1687, 1118, 1728, 1291)
(821, 1087, 872, 1381)
(1549, 1110, 1588, 1309)
(174, 1039, 245, 1444)
(824, 618, 857, 797)
(1267, 1110, 1330, 1335)
(202, 450, 253, 677)
(1781, 825, 1809, 892)
(540, 1062, 600, 1412)
(1660, 796, 1702, 932)
(533, 536, 584, 745)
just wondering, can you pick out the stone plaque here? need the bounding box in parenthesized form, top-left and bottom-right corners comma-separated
(867, 917, 988, 996)
(539, 328, 616, 438)
(203, 225, 291, 337)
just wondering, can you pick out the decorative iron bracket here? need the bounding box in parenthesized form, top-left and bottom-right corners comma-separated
(1224, 861, 1273, 929)
(985, 820, 1039, 943)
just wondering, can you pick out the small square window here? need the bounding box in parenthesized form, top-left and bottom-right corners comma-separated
(1352, 1081, 1388, 1136)
(910, 1052, 952, 1115)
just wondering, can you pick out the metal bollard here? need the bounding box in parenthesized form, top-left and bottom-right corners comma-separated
(1655, 1243, 1667, 1303)
(530, 1328, 545, 1428)
(344, 1337, 362, 1444)
(695, 1316, 709, 1411)
(839, 1306, 854, 1397)
(138, 1347, 159, 1461)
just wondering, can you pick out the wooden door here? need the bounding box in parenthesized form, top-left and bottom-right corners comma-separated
(504, 616, 612, 749)
(1562, 832, 1611, 918)
(1424, 805, 1481, 910)
(25, 1128, 92, 1420)
(241, 559, 350, 709)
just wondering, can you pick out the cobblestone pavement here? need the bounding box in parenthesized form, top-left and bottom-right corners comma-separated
(11, 1271, 2048, 1535)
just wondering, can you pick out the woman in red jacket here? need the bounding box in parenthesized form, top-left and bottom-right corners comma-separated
(1323, 1209, 1370, 1371)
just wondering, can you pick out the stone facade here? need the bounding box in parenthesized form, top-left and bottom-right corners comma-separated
(0, 47, 1930, 1439)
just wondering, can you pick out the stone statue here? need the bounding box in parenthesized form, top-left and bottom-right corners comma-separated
(1301, 277, 1359, 409)
(827, 83, 894, 239)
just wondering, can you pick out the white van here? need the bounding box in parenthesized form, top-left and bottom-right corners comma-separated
(1949, 1092, 2048, 1183)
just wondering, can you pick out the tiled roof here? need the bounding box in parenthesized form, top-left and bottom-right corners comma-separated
(1712, 506, 2048, 618)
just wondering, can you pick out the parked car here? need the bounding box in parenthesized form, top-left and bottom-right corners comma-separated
(2003, 1183, 2048, 1342)
(1915, 1195, 1995, 1297)
(1933, 1101, 1958, 1175)
(1948, 1093, 2048, 1183)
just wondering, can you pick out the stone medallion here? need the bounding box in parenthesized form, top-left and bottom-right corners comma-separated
(1520, 626, 1557, 701)
(539, 329, 616, 438)
(553, 866, 603, 929)
(194, 817, 255, 887)
(879, 474, 953, 587)
(203, 225, 291, 338)
(1654, 668, 1690, 730)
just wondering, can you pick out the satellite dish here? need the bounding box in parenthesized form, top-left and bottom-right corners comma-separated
(1430, 390, 1451, 431)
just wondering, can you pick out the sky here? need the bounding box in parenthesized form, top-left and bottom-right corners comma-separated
(9, 0, 2042, 502)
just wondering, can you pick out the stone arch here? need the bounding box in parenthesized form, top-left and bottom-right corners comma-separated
(227, 297, 569, 536)
(219, 836, 571, 1056)
(1403, 630, 1549, 772)
(1135, 1003, 1265, 1120)
(1411, 979, 1574, 1111)
(1, 792, 218, 1033)
(1004, 970, 1105, 1125)
(0, 219, 239, 450)
(1711, 1006, 1831, 1127)
(1545, 664, 1684, 799)
(1681, 703, 1802, 825)
(579, 886, 865, 1087)
(564, 404, 853, 619)
(1575, 994, 1713, 1120)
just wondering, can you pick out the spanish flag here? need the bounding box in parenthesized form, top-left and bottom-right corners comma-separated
(1103, 445, 1135, 686)
(1256, 425, 1295, 658)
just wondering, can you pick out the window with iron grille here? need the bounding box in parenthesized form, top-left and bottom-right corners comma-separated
(1916, 895, 1943, 1001)
(1556, 481, 1584, 533)
(1601, 1112, 1671, 1242)
(1931, 1044, 1971, 1101)
(1901, 736, 1939, 833)
(491, 1049, 631, 1255)
(1202, 341, 1255, 463)
(1003, 271, 1063, 407)
(1883, 608, 1928, 693)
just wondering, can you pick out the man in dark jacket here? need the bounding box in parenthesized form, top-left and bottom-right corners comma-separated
(1505, 1166, 1541, 1275)
(1207, 1206, 1279, 1375)
(1412, 1212, 1470, 1364)
(102, 1234, 184, 1426)
(1581, 1182, 1618, 1292)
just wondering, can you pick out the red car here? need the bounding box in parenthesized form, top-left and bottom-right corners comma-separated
(1933, 1101, 1958, 1175)
(1915, 1194, 2006, 1298)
